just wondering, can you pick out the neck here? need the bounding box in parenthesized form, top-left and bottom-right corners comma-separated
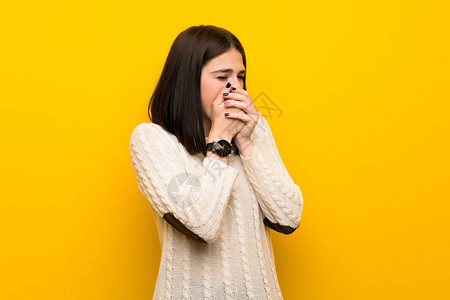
(203, 116, 211, 137)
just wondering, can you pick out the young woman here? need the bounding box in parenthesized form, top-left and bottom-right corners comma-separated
(129, 25, 303, 299)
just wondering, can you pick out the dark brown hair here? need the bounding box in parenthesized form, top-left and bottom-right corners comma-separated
(148, 25, 247, 156)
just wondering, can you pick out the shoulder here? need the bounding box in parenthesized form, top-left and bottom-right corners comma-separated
(131, 122, 175, 141)
(130, 122, 181, 152)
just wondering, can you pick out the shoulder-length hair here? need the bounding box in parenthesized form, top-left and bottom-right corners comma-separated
(148, 25, 247, 156)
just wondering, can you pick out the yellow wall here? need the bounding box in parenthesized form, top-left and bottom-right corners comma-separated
(1, 0, 449, 299)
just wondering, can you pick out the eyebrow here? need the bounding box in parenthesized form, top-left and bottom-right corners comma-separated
(211, 69, 246, 74)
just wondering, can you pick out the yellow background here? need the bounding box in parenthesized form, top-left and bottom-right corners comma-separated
(1, 0, 449, 299)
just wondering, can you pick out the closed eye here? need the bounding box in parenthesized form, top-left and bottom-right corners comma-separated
(217, 76, 245, 80)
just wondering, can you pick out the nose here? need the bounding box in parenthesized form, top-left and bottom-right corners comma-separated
(230, 76, 244, 89)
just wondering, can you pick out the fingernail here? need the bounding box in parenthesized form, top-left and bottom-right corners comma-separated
(226, 82, 231, 88)
(225, 113, 229, 116)
(231, 87, 236, 90)
(224, 102, 229, 105)
(223, 93, 229, 96)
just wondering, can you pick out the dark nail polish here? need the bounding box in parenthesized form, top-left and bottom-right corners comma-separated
(223, 93, 229, 96)
(225, 113, 229, 116)
(226, 82, 231, 88)
(231, 87, 236, 90)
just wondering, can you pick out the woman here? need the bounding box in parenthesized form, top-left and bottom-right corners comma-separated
(129, 25, 303, 300)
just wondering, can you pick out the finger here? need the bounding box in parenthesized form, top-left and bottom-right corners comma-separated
(223, 100, 249, 114)
(228, 90, 251, 108)
(229, 107, 259, 124)
(223, 92, 247, 102)
(230, 86, 251, 99)
(229, 87, 254, 111)
(224, 110, 256, 124)
(224, 93, 254, 114)
(217, 82, 233, 103)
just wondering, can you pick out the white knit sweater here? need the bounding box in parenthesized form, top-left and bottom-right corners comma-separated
(129, 111, 303, 299)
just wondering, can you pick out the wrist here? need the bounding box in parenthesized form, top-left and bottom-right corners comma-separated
(208, 129, 232, 143)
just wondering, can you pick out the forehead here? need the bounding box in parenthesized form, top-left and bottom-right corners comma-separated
(203, 49, 245, 71)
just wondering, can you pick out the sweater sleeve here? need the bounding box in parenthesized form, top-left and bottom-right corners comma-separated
(129, 123, 239, 244)
(239, 111, 303, 234)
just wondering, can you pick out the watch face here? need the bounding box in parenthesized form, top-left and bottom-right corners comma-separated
(214, 140, 232, 157)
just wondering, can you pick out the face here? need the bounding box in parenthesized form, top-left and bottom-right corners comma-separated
(200, 48, 246, 123)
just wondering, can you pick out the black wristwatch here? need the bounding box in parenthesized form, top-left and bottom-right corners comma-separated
(205, 139, 232, 157)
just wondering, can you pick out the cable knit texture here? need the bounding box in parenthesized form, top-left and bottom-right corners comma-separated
(129, 111, 304, 299)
